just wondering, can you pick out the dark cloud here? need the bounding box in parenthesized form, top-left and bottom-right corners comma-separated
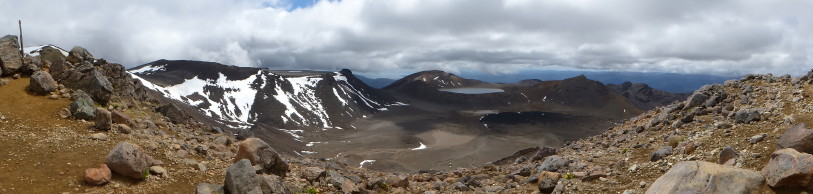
(1, 0, 810, 78)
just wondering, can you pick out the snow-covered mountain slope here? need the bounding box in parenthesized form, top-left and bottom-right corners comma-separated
(129, 60, 401, 129)
(23, 45, 69, 56)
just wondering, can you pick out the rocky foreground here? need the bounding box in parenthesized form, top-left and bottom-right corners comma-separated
(4, 33, 813, 193)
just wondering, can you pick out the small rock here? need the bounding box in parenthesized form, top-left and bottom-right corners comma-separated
(640, 181, 647, 188)
(537, 155, 571, 172)
(750, 133, 767, 144)
(89, 133, 109, 141)
(718, 146, 738, 166)
(734, 109, 761, 124)
(537, 171, 560, 193)
(116, 124, 132, 134)
(650, 146, 673, 162)
(94, 108, 112, 131)
(452, 182, 470, 191)
(69, 90, 96, 120)
(83, 164, 112, 186)
(196, 182, 225, 194)
(628, 164, 639, 172)
(259, 174, 290, 194)
(105, 142, 150, 180)
(197, 163, 208, 172)
(58, 108, 72, 119)
(234, 138, 289, 177)
(149, 166, 167, 176)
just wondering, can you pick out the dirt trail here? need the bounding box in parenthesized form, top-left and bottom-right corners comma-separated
(0, 78, 230, 193)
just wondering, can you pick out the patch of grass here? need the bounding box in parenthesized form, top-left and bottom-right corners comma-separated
(304, 187, 318, 194)
(142, 169, 150, 179)
(621, 148, 628, 154)
(563, 173, 575, 180)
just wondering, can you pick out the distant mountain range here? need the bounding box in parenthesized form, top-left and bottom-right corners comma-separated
(358, 70, 738, 93)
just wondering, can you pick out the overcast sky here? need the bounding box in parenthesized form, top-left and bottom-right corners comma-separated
(1, 0, 810, 78)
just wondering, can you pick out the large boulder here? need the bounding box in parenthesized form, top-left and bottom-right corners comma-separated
(67, 46, 93, 64)
(234, 138, 289, 177)
(777, 124, 813, 154)
(83, 164, 112, 186)
(48, 58, 72, 81)
(537, 155, 571, 172)
(69, 90, 96, 120)
(105, 142, 150, 180)
(0, 35, 22, 76)
(646, 161, 764, 194)
(156, 103, 189, 124)
(79, 69, 114, 105)
(28, 70, 58, 95)
(39, 46, 66, 65)
(762, 148, 813, 188)
(224, 159, 262, 194)
(95, 108, 112, 131)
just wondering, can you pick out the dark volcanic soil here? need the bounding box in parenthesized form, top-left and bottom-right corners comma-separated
(305, 102, 619, 173)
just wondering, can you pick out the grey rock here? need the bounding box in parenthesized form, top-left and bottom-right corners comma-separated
(224, 159, 261, 194)
(79, 69, 113, 105)
(58, 108, 72, 119)
(531, 146, 557, 161)
(685, 93, 709, 109)
(105, 142, 150, 180)
(650, 146, 673, 162)
(94, 108, 112, 131)
(537, 155, 571, 172)
(777, 124, 813, 154)
(196, 182, 225, 194)
(646, 161, 764, 194)
(156, 103, 189, 124)
(69, 90, 96, 120)
(39, 46, 66, 65)
(750, 133, 766, 144)
(734, 109, 761, 124)
(67, 46, 94, 64)
(452, 182, 470, 191)
(0, 35, 22, 76)
(28, 71, 58, 95)
(259, 174, 290, 194)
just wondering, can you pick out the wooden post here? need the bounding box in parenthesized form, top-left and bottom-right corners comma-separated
(18, 20, 24, 56)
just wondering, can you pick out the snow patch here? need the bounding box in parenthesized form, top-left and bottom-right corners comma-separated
(22, 45, 69, 57)
(130, 64, 167, 75)
(359, 160, 376, 168)
(411, 141, 427, 150)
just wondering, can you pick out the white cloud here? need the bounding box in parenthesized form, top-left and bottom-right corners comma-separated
(1, 0, 810, 77)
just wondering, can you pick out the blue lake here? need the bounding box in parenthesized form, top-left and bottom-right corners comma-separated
(439, 88, 505, 94)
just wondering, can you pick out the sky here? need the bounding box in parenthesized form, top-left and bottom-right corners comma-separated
(1, 0, 811, 79)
